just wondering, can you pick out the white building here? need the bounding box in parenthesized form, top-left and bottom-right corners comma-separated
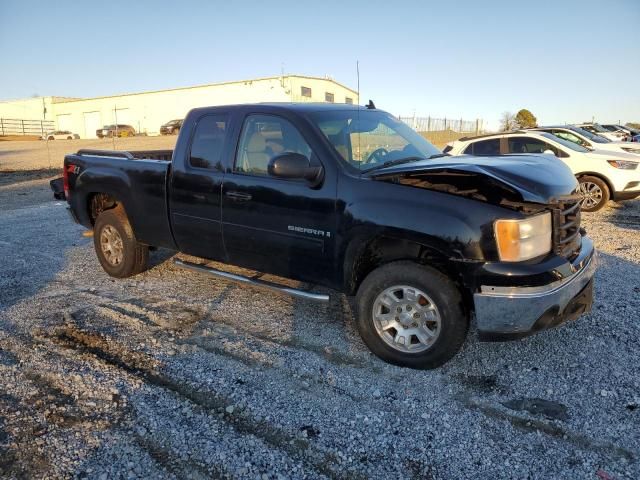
(0, 75, 358, 138)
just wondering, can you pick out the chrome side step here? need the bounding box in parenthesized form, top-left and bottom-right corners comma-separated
(173, 259, 330, 303)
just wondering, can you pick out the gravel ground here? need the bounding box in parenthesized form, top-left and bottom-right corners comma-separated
(0, 174, 639, 479)
(0, 136, 177, 171)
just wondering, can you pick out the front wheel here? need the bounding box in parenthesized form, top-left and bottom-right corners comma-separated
(93, 205, 148, 278)
(355, 261, 468, 369)
(578, 176, 610, 212)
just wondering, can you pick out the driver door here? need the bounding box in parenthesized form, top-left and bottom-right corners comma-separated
(221, 113, 337, 285)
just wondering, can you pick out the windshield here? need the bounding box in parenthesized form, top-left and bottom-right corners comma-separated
(309, 110, 441, 171)
(570, 127, 610, 143)
(539, 132, 589, 153)
(588, 123, 609, 133)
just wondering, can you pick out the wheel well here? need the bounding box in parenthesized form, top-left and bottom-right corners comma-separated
(346, 235, 471, 302)
(87, 193, 120, 225)
(576, 172, 614, 195)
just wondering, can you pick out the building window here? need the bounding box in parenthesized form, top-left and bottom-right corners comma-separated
(325, 92, 334, 103)
(345, 97, 353, 105)
(301, 86, 312, 98)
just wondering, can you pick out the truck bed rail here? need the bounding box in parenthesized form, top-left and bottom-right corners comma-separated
(76, 149, 173, 161)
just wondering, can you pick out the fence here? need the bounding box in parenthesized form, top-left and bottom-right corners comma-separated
(0, 118, 55, 137)
(398, 115, 484, 147)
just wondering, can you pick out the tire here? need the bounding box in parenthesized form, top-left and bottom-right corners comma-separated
(93, 205, 148, 278)
(355, 261, 468, 369)
(173, 128, 180, 135)
(48, 136, 54, 141)
(67, 136, 72, 140)
(578, 175, 610, 212)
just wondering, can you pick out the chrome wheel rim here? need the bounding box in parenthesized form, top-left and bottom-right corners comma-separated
(579, 181, 603, 209)
(100, 225, 124, 266)
(372, 285, 441, 353)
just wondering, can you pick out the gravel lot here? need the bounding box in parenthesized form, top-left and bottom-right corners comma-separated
(0, 173, 639, 479)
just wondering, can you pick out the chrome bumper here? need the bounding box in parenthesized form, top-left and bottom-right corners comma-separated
(474, 239, 596, 340)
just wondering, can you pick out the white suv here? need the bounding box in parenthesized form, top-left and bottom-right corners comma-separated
(529, 126, 640, 155)
(576, 123, 626, 142)
(445, 131, 640, 211)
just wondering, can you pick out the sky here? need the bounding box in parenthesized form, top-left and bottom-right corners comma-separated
(1, 0, 639, 129)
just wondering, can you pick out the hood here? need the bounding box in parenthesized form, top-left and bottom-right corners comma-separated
(586, 149, 640, 160)
(368, 154, 578, 205)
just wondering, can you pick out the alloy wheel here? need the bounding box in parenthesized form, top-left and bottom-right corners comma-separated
(372, 285, 441, 353)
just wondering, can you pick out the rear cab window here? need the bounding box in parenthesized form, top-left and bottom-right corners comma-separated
(189, 114, 229, 170)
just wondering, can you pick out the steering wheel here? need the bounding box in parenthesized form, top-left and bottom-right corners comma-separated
(365, 147, 390, 164)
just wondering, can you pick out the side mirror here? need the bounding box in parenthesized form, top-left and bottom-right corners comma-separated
(268, 152, 324, 186)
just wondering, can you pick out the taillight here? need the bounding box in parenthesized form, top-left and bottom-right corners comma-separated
(63, 164, 76, 199)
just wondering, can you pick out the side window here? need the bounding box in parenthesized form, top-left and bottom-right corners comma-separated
(235, 115, 312, 176)
(508, 137, 548, 154)
(189, 114, 228, 170)
(465, 138, 500, 156)
(507, 137, 565, 157)
(555, 131, 588, 148)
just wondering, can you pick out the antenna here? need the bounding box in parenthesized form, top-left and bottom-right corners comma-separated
(356, 60, 360, 105)
(356, 60, 362, 175)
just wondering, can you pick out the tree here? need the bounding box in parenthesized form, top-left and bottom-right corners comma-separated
(515, 109, 538, 128)
(500, 112, 518, 132)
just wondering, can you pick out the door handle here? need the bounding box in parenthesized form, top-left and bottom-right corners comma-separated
(225, 191, 252, 202)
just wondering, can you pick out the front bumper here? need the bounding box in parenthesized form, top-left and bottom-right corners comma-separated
(474, 237, 596, 341)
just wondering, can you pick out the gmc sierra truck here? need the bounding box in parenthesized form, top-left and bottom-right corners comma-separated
(63, 103, 596, 369)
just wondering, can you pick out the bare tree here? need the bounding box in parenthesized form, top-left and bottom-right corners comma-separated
(500, 111, 517, 132)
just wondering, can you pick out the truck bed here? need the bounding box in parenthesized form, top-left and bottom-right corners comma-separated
(65, 149, 176, 249)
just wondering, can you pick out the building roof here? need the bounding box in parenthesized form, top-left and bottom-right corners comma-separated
(49, 75, 358, 104)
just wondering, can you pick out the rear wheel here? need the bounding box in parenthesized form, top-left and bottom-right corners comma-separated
(578, 175, 609, 212)
(355, 261, 468, 369)
(67, 136, 72, 140)
(93, 205, 148, 278)
(48, 136, 54, 140)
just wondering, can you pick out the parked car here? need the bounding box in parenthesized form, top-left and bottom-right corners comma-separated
(600, 124, 633, 141)
(576, 123, 626, 142)
(528, 126, 640, 155)
(603, 124, 640, 141)
(41, 130, 80, 140)
(61, 103, 596, 369)
(446, 131, 640, 211)
(160, 119, 183, 135)
(96, 124, 136, 138)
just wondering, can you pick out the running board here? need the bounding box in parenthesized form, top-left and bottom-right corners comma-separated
(173, 259, 330, 303)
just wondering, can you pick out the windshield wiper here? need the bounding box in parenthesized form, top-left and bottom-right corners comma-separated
(362, 156, 426, 173)
(362, 153, 448, 173)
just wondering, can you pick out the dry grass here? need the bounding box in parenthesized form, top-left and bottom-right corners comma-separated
(0, 135, 177, 171)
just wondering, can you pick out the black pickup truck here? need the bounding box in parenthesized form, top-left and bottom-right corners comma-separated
(63, 103, 596, 369)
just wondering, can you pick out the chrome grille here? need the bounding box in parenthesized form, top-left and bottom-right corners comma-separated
(552, 197, 582, 259)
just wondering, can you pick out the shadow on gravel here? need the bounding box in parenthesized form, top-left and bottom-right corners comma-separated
(0, 202, 86, 314)
(0, 168, 60, 187)
(598, 199, 640, 231)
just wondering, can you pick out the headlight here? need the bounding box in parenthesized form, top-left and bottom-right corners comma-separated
(494, 212, 552, 262)
(607, 160, 639, 170)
